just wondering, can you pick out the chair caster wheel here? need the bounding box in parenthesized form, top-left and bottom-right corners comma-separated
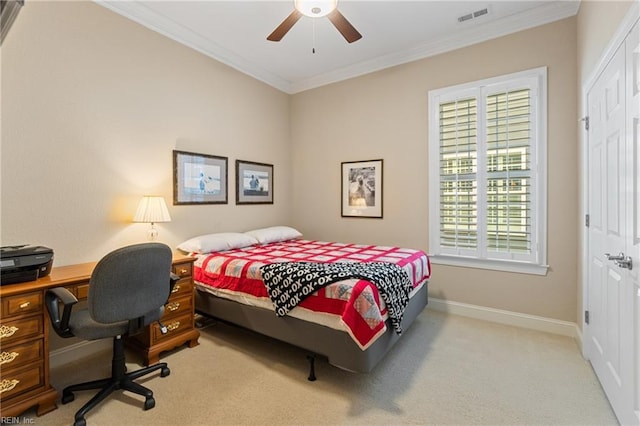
(62, 392, 75, 404)
(144, 396, 155, 410)
(73, 417, 86, 426)
(161, 366, 170, 377)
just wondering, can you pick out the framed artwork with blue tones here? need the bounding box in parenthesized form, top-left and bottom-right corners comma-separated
(236, 160, 273, 205)
(173, 150, 228, 205)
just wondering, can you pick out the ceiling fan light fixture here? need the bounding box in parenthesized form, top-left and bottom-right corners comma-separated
(294, 0, 337, 18)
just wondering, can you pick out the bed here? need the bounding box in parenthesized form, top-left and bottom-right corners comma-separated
(181, 227, 430, 375)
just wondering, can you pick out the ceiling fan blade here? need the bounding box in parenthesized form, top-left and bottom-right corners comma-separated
(327, 9, 362, 43)
(267, 9, 302, 42)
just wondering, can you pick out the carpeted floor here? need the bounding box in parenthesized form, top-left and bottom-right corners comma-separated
(20, 309, 618, 425)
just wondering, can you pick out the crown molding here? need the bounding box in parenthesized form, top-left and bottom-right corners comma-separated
(289, 0, 580, 93)
(96, 1, 579, 95)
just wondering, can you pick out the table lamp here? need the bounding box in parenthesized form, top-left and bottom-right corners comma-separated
(133, 196, 171, 241)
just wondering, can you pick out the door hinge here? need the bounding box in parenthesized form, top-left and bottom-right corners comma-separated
(585, 310, 590, 325)
(581, 116, 589, 131)
(585, 214, 590, 228)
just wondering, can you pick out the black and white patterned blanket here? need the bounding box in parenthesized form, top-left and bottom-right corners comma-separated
(260, 261, 413, 335)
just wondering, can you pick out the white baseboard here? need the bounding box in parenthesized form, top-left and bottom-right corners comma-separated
(427, 297, 581, 341)
(49, 340, 111, 370)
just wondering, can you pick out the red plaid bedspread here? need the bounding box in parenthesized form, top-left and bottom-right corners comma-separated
(193, 239, 430, 349)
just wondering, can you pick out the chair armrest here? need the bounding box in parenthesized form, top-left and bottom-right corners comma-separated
(45, 287, 78, 338)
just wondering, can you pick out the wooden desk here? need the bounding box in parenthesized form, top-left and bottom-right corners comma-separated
(0, 254, 199, 418)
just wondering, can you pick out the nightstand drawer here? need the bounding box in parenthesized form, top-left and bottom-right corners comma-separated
(163, 295, 192, 319)
(0, 316, 43, 345)
(169, 279, 193, 299)
(0, 339, 43, 371)
(172, 262, 192, 279)
(151, 312, 192, 343)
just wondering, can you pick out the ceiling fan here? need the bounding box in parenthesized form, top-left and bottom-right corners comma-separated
(267, 0, 362, 44)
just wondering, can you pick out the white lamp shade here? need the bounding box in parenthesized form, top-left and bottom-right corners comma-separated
(133, 196, 171, 224)
(294, 0, 337, 17)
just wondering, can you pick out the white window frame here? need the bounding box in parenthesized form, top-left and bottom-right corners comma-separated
(428, 67, 548, 275)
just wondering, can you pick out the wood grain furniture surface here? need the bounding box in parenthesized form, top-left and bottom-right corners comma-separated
(0, 253, 199, 418)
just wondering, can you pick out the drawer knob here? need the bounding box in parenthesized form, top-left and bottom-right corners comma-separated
(166, 302, 180, 312)
(0, 379, 20, 394)
(171, 285, 181, 294)
(0, 351, 19, 365)
(166, 321, 180, 332)
(19, 301, 31, 309)
(179, 268, 189, 276)
(0, 325, 19, 339)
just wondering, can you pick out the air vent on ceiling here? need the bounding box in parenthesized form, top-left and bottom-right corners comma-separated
(458, 7, 489, 23)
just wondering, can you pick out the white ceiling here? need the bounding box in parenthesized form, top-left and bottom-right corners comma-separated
(97, 1, 580, 94)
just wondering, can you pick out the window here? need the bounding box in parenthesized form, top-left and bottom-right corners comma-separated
(428, 67, 547, 275)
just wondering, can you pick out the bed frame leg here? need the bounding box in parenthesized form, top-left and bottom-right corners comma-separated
(306, 355, 316, 381)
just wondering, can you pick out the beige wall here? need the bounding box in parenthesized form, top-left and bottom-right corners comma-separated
(575, 0, 635, 328)
(291, 18, 579, 322)
(3, 0, 635, 325)
(0, 1, 291, 266)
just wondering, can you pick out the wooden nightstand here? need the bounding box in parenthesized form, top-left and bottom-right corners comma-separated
(126, 255, 200, 365)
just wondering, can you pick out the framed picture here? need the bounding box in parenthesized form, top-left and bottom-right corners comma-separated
(341, 159, 383, 218)
(236, 160, 273, 204)
(173, 150, 228, 205)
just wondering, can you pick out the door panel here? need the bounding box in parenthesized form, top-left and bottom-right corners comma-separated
(587, 36, 636, 424)
(606, 266, 622, 386)
(606, 130, 622, 236)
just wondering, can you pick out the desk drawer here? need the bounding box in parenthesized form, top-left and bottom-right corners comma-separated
(0, 362, 43, 400)
(0, 339, 43, 371)
(70, 284, 89, 300)
(0, 316, 43, 345)
(2, 292, 42, 318)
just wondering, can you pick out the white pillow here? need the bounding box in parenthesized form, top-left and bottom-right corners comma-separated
(177, 232, 258, 254)
(244, 226, 302, 245)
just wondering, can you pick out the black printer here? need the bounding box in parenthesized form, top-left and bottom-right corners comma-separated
(0, 245, 54, 285)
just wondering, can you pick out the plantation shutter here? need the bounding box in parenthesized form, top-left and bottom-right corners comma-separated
(430, 68, 546, 273)
(485, 89, 532, 255)
(438, 98, 478, 252)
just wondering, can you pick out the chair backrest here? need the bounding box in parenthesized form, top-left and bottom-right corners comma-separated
(88, 243, 173, 324)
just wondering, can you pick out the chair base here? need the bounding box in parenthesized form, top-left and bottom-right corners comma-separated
(62, 335, 170, 426)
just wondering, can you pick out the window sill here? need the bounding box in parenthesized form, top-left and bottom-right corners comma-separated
(430, 254, 549, 276)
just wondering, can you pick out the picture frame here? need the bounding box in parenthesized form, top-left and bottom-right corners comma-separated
(173, 150, 228, 205)
(341, 159, 383, 218)
(236, 160, 273, 204)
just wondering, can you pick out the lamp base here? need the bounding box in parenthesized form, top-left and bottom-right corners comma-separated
(147, 224, 159, 241)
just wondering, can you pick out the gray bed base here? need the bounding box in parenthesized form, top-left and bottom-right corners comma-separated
(194, 282, 428, 374)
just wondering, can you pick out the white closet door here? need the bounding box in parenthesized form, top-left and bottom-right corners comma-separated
(625, 20, 639, 426)
(586, 19, 639, 426)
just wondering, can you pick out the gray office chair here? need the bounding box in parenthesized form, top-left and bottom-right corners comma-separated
(45, 243, 178, 426)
